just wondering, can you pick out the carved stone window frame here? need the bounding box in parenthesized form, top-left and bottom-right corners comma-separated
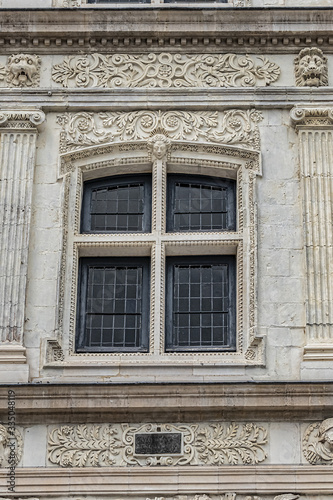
(45, 116, 263, 370)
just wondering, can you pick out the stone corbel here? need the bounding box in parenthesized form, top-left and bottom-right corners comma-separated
(0, 108, 45, 382)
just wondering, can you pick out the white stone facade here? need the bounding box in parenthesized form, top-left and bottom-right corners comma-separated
(0, 0, 333, 498)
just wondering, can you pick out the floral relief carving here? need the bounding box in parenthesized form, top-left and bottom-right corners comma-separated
(57, 110, 263, 153)
(7, 54, 41, 87)
(52, 53, 280, 89)
(294, 48, 328, 87)
(195, 423, 267, 465)
(48, 424, 122, 467)
(303, 418, 333, 465)
(48, 421, 268, 467)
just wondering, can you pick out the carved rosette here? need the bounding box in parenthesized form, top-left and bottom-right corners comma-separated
(56, 109, 263, 153)
(48, 421, 268, 467)
(52, 53, 280, 89)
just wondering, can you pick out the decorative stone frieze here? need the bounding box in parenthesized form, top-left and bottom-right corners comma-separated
(48, 422, 268, 467)
(6, 54, 41, 88)
(52, 53, 280, 89)
(303, 418, 333, 465)
(0, 424, 23, 467)
(294, 48, 328, 87)
(291, 107, 333, 358)
(56, 109, 263, 153)
(0, 109, 45, 378)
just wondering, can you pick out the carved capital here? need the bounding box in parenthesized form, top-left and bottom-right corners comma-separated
(0, 109, 45, 130)
(290, 107, 333, 128)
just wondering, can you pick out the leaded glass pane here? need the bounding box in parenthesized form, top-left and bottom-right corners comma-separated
(167, 175, 236, 232)
(166, 256, 236, 352)
(91, 183, 144, 232)
(77, 258, 150, 352)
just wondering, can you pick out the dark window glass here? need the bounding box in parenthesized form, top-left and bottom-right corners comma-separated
(81, 175, 151, 233)
(165, 256, 236, 352)
(167, 174, 236, 232)
(76, 258, 150, 352)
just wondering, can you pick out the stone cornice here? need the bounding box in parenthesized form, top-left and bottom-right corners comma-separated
(0, 88, 333, 110)
(0, 9, 332, 53)
(0, 382, 332, 421)
(290, 106, 333, 127)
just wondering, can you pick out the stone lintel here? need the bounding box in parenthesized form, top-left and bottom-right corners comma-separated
(0, 383, 332, 419)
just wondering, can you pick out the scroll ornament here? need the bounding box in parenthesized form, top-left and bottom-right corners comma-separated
(303, 418, 333, 464)
(57, 109, 263, 153)
(47, 421, 268, 467)
(52, 53, 280, 89)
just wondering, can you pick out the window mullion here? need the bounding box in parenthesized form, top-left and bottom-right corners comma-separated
(152, 158, 167, 233)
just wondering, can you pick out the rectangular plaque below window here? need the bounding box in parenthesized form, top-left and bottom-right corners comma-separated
(134, 432, 182, 455)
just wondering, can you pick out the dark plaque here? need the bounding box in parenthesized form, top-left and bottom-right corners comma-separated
(134, 432, 182, 455)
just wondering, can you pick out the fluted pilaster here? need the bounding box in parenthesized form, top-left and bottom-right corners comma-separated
(291, 107, 333, 359)
(0, 109, 45, 375)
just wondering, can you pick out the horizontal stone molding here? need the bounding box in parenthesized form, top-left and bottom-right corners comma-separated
(1, 466, 333, 495)
(0, 10, 332, 53)
(0, 383, 332, 419)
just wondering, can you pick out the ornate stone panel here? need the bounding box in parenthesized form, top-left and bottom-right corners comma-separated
(52, 53, 280, 89)
(57, 109, 263, 153)
(291, 107, 333, 359)
(48, 422, 268, 467)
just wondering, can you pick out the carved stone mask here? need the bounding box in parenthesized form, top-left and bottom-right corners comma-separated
(294, 48, 328, 87)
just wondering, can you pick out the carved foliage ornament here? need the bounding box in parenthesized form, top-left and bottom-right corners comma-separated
(48, 421, 267, 467)
(52, 53, 280, 89)
(303, 418, 333, 465)
(57, 109, 263, 153)
(294, 48, 328, 87)
(0, 424, 23, 468)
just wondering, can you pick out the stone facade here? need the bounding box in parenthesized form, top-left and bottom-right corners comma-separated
(0, 0, 333, 498)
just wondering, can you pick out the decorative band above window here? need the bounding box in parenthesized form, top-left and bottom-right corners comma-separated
(167, 174, 236, 232)
(81, 175, 152, 233)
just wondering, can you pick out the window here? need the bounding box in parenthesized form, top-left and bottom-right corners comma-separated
(165, 256, 236, 352)
(76, 257, 150, 352)
(76, 173, 237, 353)
(81, 175, 151, 233)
